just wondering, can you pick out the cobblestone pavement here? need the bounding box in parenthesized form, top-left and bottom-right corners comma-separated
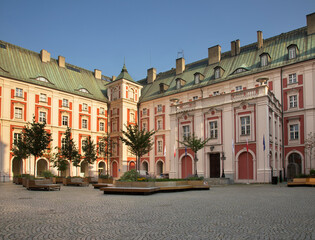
(0, 183, 314, 240)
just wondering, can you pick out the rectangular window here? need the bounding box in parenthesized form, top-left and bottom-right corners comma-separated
(143, 108, 147, 116)
(241, 116, 250, 135)
(13, 133, 22, 145)
(288, 47, 296, 59)
(209, 121, 218, 139)
(62, 99, 69, 107)
(157, 140, 163, 153)
(288, 74, 297, 84)
(39, 111, 46, 122)
(157, 104, 162, 112)
(290, 124, 299, 140)
(99, 122, 105, 131)
(289, 95, 297, 108)
(214, 68, 220, 79)
(39, 93, 47, 102)
(130, 113, 135, 123)
(235, 86, 243, 91)
(15, 88, 23, 97)
(82, 103, 88, 111)
(82, 119, 88, 129)
(213, 91, 219, 96)
(142, 122, 147, 131)
(15, 107, 22, 119)
(82, 139, 87, 149)
(62, 115, 68, 126)
(183, 125, 190, 139)
(192, 96, 198, 101)
(61, 138, 66, 150)
(157, 119, 162, 130)
(260, 55, 268, 67)
(99, 107, 104, 115)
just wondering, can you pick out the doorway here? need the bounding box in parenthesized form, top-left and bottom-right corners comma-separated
(210, 153, 220, 178)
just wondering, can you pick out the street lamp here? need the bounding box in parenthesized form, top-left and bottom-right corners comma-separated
(221, 152, 226, 178)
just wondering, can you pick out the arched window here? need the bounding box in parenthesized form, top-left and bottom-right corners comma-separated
(79, 88, 89, 94)
(288, 45, 298, 60)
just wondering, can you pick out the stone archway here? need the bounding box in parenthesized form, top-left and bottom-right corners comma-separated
(98, 161, 106, 175)
(12, 158, 23, 176)
(156, 161, 164, 176)
(129, 161, 135, 170)
(287, 153, 302, 179)
(141, 161, 148, 172)
(238, 152, 253, 180)
(37, 159, 48, 177)
(181, 155, 192, 179)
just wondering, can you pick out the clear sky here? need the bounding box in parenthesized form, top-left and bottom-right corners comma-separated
(1, 0, 315, 81)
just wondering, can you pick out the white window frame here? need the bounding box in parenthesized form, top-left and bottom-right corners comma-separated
(235, 86, 243, 92)
(157, 119, 162, 130)
(143, 108, 147, 116)
(62, 99, 69, 107)
(130, 112, 135, 123)
(183, 125, 190, 139)
(214, 68, 220, 79)
(209, 121, 218, 139)
(82, 119, 88, 129)
(15, 107, 22, 119)
(157, 104, 162, 112)
(192, 96, 198, 101)
(13, 133, 22, 146)
(61, 138, 66, 150)
(194, 74, 200, 84)
(39, 93, 47, 102)
(213, 91, 219, 96)
(129, 88, 134, 100)
(260, 54, 268, 67)
(39, 111, 46, 123)
(288, 73, 297, 84)
(99, 122, 105, 131)
(62, 115, 68, 126)
(176, 79, 181, 89)
(142, 122, 147, 131)
(82, 103, 88, 111)
(15, 88, 23, 98)
(240, 116, 250, 135)
(157, 140, 163, 153)
(289, 95, 298, 108)
(288, 47, 296, 59)
(290, 124, 299, 140)
(99, 107, 105, 115)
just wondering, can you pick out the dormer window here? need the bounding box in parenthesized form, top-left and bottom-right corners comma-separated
(233, 68, 247, 74)
(193, 72, 204, 84)
(79, 88, 89, 94)
(159, 83, 169, 93)
(288, 45, 298, 60)
(176, 79, 181, 89)
(214, 67, 224, 79)
(36, 76, 49, 83)
(260, 53, 271, 67)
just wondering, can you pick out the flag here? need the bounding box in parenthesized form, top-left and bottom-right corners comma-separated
(174, 145, 176, 158)
(232, 139, 235, 154)
(263, 135, 265, 151)
(246, 139, 249, 152)
(185, 147, 187, 156)
(164, 145, 166, 157)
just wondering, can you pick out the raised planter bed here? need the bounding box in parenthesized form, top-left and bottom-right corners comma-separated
(52, 177, 64, 184)
(63, 177, 89, 187)
(115, 181, 155, 188)
(288, 177, 315, 187)
(98, 178, 114, 184)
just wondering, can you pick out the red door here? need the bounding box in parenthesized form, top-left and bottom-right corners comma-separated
(238, 152, 253, 179)
(181, 156, 192, 178)
(112, 161, 118, 178)
(129, 161, 135, 170)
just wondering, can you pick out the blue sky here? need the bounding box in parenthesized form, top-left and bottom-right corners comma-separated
(1, 0, 314, 81)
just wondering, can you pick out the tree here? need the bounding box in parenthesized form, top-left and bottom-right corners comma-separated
(305, 132, 315, 171)
(53, 151, 69, 177)
(178, 134, 210, 177)
(13, 117, 52, 176)
(82, 136, 97, 176)
(53, 127, 81, 176)
(120, 124, 155, 173)
(98, 134, 114, 176)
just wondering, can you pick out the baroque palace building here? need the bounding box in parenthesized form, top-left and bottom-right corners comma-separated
(0, 13, 315, 183)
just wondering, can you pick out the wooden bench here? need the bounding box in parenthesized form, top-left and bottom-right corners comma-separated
(26, 179, 61, 191)
(63, 177, 89, 187)
(287, 178, 315, 187)
(306, 178, 315, 186)
(92, 183, 109, 189)
(100, 186, 160, 195)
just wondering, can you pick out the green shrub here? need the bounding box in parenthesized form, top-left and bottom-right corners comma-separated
(119, 169, 139, 182)
(41, 170, 54, 178)
(99, 174, 113, 179)
(310, 169, 315, 176)
(296, 174, 309, 178)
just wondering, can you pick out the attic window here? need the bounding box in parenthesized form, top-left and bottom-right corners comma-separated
(214, 67, 224, 79)
(260, 53, 270, 67)
(36, 76, 49, 83)
(288, 45, 298, 59)
(176, 79, 181, 89)
(159, 83, 169, 93)
(0, 43, 6, 49)
(233, 68, 247, 74)
(194, 72, 204, 84)
(79, 88, 89, 94)
(66, 65, 80, 73)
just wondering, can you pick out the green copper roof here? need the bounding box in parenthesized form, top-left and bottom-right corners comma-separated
(0, 41, 111, 102)
(116, 64, 135, 82)
(139, 27, 315, 102)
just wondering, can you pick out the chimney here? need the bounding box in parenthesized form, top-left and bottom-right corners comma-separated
(147, 67, 156, 83)
(40, 49, 50, 63)
(231, 41, 236, 57)
(307, 12, 315, 35)
(257, 31, 263, 49)
(112, 75, 116, 81)
(58, 56, 65, 68)
(176, 58, 185, 75)
(208, 45, 221, 65)
(235, 39, 240, 55)
(94, 69, 102, 79)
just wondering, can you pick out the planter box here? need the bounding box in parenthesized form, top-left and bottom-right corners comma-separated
(115, 181, 155, 188)
(98, 178, 113, 184)
(63, 177, 89, 186)
(22, 178, 28, 187)
(52, 177, 64, 184)
(187, 180, 207, 186)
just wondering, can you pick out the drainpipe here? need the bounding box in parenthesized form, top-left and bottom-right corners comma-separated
(137, 102, 140, 173)
(107, 101, 110, 176)
(280, 67, 285, 181)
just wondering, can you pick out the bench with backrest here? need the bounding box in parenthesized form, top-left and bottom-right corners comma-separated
(26, 179, 61, 191)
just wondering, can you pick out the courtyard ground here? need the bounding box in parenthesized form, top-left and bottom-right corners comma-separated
(0, 183, 314, 240)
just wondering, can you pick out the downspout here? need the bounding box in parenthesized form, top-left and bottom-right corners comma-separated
(137, 102, 140, 173)
(107, 101, 110, 176)
(280, 67, 285, 181)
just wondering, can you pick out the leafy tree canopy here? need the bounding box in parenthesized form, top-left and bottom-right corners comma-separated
(82, 136, 97, 164)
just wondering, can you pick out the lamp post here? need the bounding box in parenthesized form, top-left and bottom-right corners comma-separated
(221, 152, 226, 178)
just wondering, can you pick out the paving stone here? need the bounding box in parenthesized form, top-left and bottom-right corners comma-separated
(0, 183, 314, 239)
